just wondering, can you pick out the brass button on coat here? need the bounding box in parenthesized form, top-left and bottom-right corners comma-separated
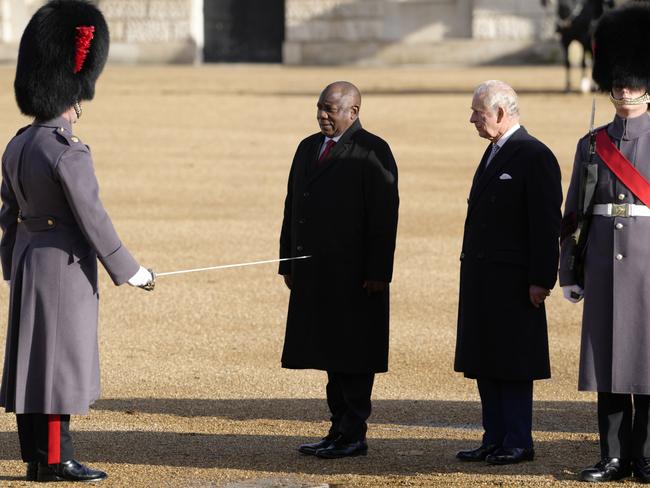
(616, 223, 624, 229)
(616, 253, 624, 260)
(618, 193, 626, 200)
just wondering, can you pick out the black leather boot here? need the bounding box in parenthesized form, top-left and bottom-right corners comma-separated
(456, 444, 499, 462)
(580, 458, 631, 482)
(634, 458, 650, 483)
(37, 460, 107, 482)
(26, 462, 38, 481)
(298, 437, 336, 455)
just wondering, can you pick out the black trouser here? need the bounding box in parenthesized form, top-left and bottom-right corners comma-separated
(598, 392, 650, 460)
(477, 378, 534, 449)
(326, 372, 375, 443)
(16, 414, 74, 465)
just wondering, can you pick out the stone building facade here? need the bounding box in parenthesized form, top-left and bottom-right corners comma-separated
(0, 0, 203, 63)
(0, 0, 557, 65)
(284, 0, 557, 65)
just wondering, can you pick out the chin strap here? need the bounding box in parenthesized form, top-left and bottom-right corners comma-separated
(609, 91, 650, 106)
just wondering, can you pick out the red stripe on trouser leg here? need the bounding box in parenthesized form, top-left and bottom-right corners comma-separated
(47, 415, 61, 465)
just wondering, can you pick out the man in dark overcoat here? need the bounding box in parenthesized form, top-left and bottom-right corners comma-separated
(0, 0, 153, 482)
(560, 4, 650, 483)
(454, 80, 562, 465)
(279, 81, 399, 459)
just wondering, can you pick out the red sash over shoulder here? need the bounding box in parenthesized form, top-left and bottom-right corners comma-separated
(596, 129, 650, 208)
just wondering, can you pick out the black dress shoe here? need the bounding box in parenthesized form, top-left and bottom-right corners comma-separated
(633, 458, 650, 483)
(485, 447, 535, 465)
(37, 460, 107, 482)
(456, 444, 499, 462)
(580, 458, 631, 482)
(26, 462, 38, 481)
(298, 438, 335, 455)
(315, 439, 368, 459)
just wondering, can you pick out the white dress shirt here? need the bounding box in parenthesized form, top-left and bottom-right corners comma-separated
(318, 134, 342, 158)
(485, 123, 520, 168)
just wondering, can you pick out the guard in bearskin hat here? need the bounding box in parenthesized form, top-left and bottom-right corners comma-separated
(0, 0, 154, 482)
(559, 2, 650, 483)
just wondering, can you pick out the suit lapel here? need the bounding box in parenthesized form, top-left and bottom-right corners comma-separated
(468, 145, 492, 202)
(302, 136, 323, 178)
(307, 119, 362, 185)
(468, 127, 526, 214)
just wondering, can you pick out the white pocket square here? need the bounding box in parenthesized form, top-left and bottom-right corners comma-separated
(499, 173, 513, 180)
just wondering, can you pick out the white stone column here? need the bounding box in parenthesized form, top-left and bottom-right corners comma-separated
(0, 0, 11, 43)
(190, 0, 203, 64)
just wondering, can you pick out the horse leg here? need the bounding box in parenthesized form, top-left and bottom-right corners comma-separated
(580, 47, 590, 93)
(564, 42, 571, 93)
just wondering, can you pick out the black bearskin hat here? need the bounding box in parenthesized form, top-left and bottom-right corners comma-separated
(592, 2, 650, 92)
(14, 0, 109, 121)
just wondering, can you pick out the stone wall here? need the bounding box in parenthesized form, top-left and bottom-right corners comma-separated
(472, 0, 555, 40)
(0, 0, 562, 66)
(98, 0, 203, 63)
(0, 0, 203, 63)
(284, 0, 557, 65)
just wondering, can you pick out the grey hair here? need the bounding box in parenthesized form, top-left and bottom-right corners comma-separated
(474, 80, 520, 117)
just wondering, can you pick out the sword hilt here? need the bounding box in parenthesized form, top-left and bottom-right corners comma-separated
(138, 268, 156, 292)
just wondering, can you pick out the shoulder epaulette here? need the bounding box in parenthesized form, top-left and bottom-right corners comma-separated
(53, 126, 82, 146)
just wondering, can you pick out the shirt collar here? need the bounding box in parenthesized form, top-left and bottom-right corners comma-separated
(494, 123, 520, 149)
(325, 134, 342, 144)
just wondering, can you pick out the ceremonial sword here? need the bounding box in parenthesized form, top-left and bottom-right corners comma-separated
(139, 255, 311, 291)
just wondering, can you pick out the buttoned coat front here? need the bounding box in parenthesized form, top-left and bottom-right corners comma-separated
(560, 113, 650, 394)
(0, 117, 139, 415)
(454, 127, 562, 381)
(279, 119, 399, 374)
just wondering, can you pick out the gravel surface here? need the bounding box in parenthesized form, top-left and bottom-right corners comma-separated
(0, 65, 636, 486)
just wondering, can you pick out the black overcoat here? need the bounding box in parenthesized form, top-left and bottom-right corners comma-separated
(454, 127, 562, 381)
(279, 120, 399, 373)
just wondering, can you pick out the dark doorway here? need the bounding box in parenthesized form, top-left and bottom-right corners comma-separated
(204, 0, 285, 62)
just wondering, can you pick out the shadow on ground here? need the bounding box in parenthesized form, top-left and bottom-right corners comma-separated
(0, 430, 596, 480)
(93, 398, 597, 434)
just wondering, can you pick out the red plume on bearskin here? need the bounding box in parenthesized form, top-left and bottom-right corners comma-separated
(592, 2, 650, 92)
(14, 0, 109, 121)
(74, 26, 95, 74)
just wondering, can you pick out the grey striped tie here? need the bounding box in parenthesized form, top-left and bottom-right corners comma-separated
(485, 143, 500, 168)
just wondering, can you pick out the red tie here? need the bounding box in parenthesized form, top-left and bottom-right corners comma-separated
(318, 139, 336, 164)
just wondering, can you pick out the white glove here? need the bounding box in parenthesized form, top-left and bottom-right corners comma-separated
(128, 266, 153, 287)
(562, 284, 584, 303)
(4, 280, 9, 288)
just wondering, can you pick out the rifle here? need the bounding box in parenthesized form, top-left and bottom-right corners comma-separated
(570, 98, 599, 288)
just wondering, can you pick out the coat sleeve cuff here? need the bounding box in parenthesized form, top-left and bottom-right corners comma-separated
(98, 244, 139, 285)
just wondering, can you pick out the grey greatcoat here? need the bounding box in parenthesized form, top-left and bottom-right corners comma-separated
(0, 117, 139, 415)
(560, 113, 650, 394)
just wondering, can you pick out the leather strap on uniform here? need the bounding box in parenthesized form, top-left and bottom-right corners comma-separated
(596, 129, 650, 208)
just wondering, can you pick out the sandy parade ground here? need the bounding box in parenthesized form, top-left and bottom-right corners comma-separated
(0, 64, 638, 487)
